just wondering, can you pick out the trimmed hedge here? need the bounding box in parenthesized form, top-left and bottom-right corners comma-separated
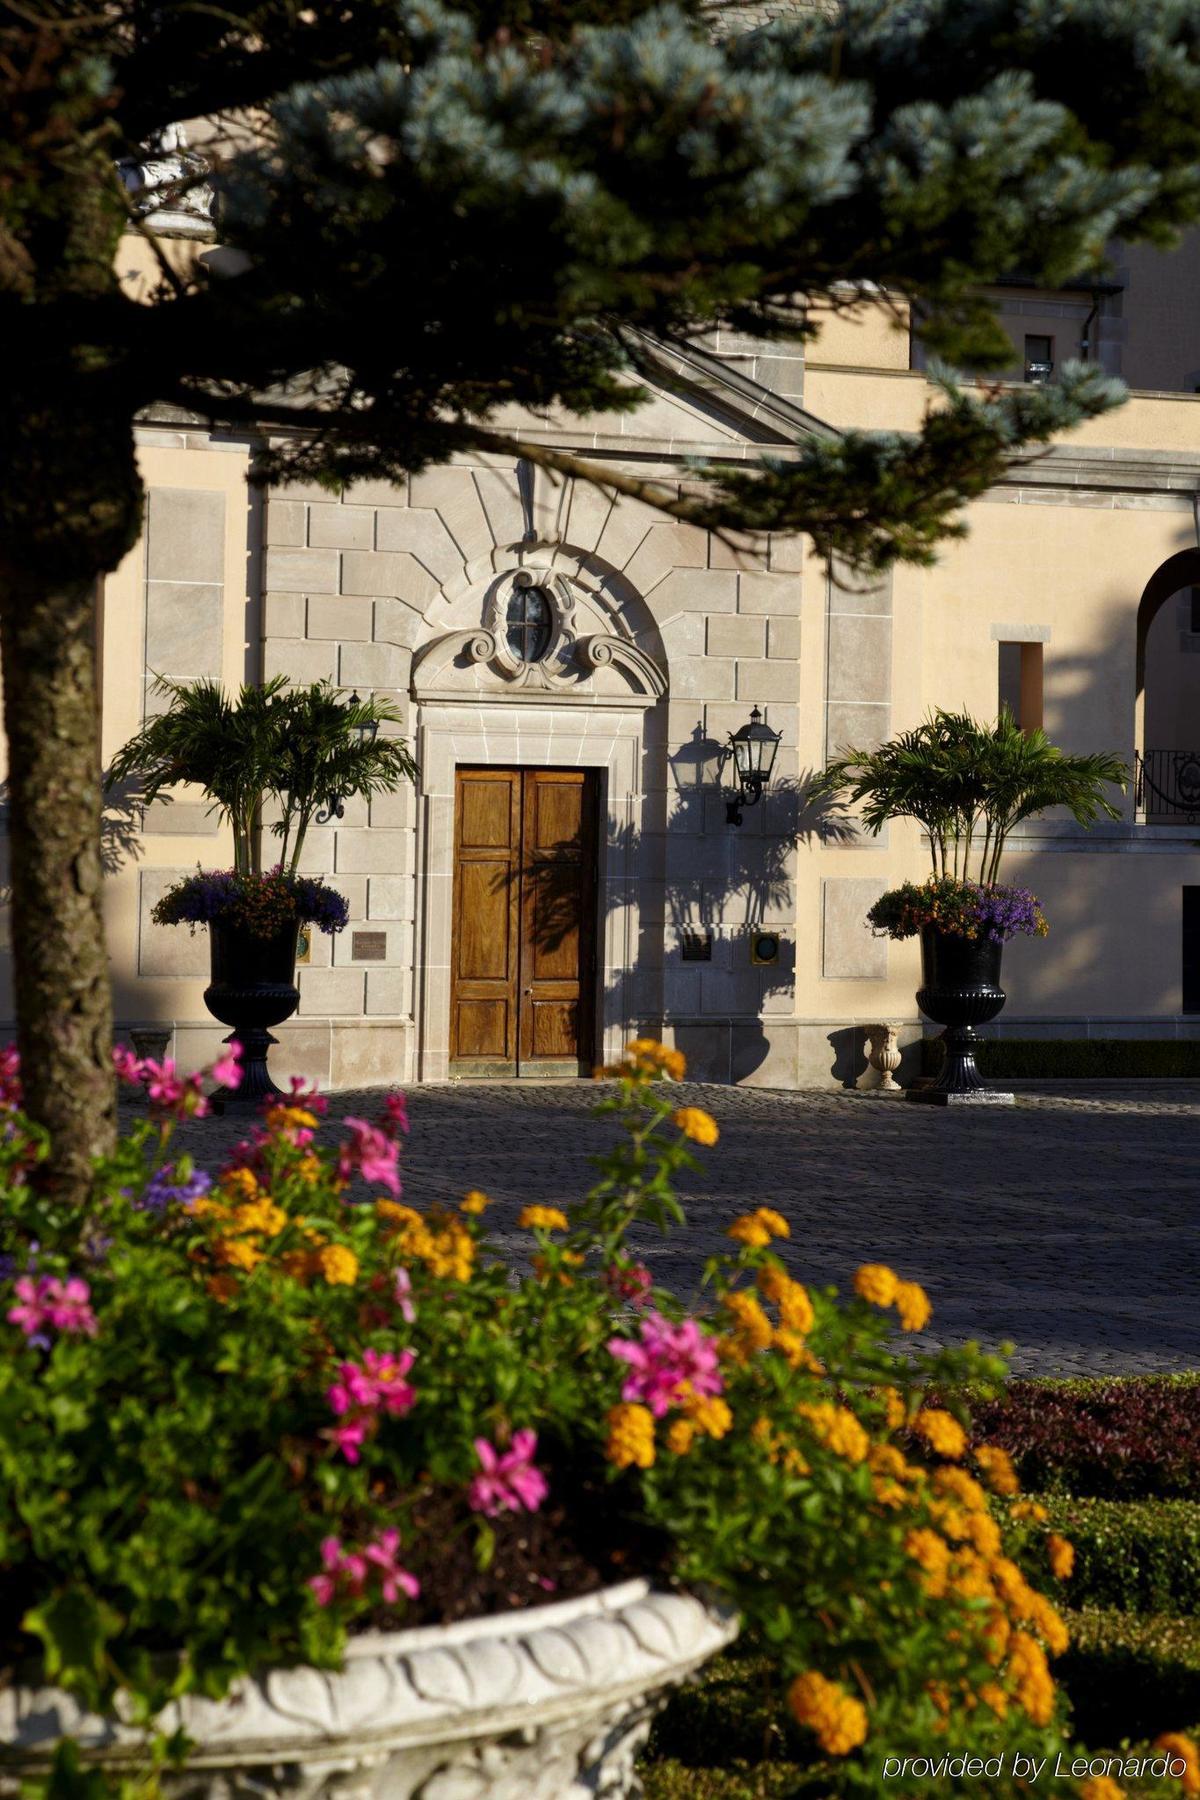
(1059, 1610, 1200, 1747)
(1046, 1497, 1200, 1613)
(921, 1038, 1200, 1079)
(969, 1376, 1200, 1498)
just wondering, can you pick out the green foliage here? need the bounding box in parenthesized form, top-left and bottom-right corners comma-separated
(1059, 1611, 1200, 1749)
(1044, 1499, 1200, 1615)
(0, 1048, 1088, 1797)
(923, 1038, 1200, 1079)
(816, 707, 1126, 882)
(104, 677, 415, 874)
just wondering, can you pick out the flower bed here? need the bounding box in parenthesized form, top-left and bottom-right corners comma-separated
(970, 1376, 1200, 1499)
(868, 876, 1048, 943)
(0, 1043, 1191, 1798)
(152, 867, 349, 937)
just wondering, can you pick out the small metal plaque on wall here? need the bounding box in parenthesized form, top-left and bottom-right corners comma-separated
(680, 930, 713, 963)
(352, 930, 388, 963)
(295, 926, 312, 966)
(750, 931, 781, 966)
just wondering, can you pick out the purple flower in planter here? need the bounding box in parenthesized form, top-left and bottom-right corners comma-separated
(152, 869, 350, 938)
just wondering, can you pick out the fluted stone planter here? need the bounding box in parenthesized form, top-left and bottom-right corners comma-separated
(0, 1579, 738, 1800)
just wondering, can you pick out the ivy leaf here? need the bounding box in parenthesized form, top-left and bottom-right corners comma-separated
(22, 1587, 124, 1692)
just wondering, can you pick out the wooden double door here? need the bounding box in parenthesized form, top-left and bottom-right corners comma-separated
(450, 767, 599, 1077)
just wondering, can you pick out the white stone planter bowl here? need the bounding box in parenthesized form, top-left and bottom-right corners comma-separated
(0, 1578, 738, 1800)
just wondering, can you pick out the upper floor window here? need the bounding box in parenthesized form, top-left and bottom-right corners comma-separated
(1025, 334, 1054, 384)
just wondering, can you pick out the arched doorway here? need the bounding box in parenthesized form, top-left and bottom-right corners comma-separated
(1135, 549, 1200, 821)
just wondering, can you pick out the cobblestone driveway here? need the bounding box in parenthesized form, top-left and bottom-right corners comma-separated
(157, 1080, 1200, 1379)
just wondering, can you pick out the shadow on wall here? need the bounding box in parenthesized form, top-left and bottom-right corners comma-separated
(519, 740, 856, 1082)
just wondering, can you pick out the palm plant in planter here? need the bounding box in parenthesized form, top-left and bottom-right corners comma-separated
(816, 710, 1126, 1100)
(107, 678, 416, 1103)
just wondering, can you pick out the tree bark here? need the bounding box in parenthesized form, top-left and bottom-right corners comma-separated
(0, 572, 116, 1198)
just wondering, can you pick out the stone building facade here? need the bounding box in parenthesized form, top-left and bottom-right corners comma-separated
(27, 224, 1200, 1091)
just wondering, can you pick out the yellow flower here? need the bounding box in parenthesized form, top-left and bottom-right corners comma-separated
(753, 1207, 790, 1239)
(853, 1263, 898, 1307)
(606, 1402, 655, 1470)
(894, 1279, 932, 1332)
(681, 1391, 732, 1439)
(978, 1681, 1009, 1720)
(727, 1214, 771, 1249)
(1079, 1780, 1124, 1800)
(722, 1290, 774, 1355)
(1011, 1498, 1048, 1524)
(960, 1512, 1002, 1558)
(787, 1672, 868, 1757)
(233, 1199, 287, 1237)
(219, 1168, 260, 1203)
(666, 1418, 696, 1455)
(1154, 1734, 1200, 1796)
(1007, 1631, 1056, 1725)
(461, 1190, 490, 1214)
(974, 1444, 1021, 1496)
(296, 1153, 322, 1183)
(317, 1244, 359, 1286)
(879, 1386, 908, 1432)
(267, 1105, 319, 1133)
(189, 1196, 231, 1223)
(758, 1265, 814, 1332)
(674, 1106, 719, 1146)
(609, 1039, 687, 1081)
(519, 1205, 569, 1232)
(796, 1401, 869, 1465)
(904, 1527, 951, 1597)
(932, 1466, 989, 1513)
(913, 1408, 967, 1460)
(1046, 1532, 1075, 1581)
(378, 1200, 423, 1229)
(214, 1235, 263, 1272)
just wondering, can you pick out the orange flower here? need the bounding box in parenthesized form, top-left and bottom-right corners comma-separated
(912, 1408, 967, 1460)
(854, 1264, 898, 1307)
(674, 1106, 719, 1147)
(461, 1190, 490, 1214)
(1046, 1533, 1075, 1581)
(894, 1279, 932, 1332)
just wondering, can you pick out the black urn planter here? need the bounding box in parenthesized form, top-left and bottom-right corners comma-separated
(910, 925, 1012, 1105)
(204, 918, 301, 1110)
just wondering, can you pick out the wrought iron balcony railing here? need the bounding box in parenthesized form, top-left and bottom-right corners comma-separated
(1135, 750, 1200, 821)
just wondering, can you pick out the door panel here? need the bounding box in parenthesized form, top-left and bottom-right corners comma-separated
(519, 770, 597, 1074)
(450, 771, 521, 1072)
(450, 767, 597, 1076)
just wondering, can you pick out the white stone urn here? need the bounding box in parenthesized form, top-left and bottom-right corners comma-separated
(0, 1579, 738, 1800)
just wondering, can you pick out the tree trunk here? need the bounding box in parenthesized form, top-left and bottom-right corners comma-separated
(0, 573, 116, 1198)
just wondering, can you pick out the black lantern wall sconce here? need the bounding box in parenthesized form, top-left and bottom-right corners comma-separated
(316, 690, 380, 823)
(725, 706, 781, 826)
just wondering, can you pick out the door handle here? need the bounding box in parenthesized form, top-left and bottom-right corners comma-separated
(523, 987, 532, 995)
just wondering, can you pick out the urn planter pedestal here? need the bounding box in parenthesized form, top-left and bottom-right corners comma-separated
(908, 926, 1014, 1107)
(204, 919, 301, 1109)
(0, 1579, 739, 1800)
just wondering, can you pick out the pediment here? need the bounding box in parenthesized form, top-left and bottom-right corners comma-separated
(487, 333, 837, 455)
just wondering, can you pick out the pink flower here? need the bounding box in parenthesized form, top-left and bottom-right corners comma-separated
(288, 1075, 329, 1116)
(363, 1528, 420, 1604)
(361, 1348, 417, 1416)
(324, 1418, 370, 1464)
(380, 1092, 409, 1136)
(337, 1119, 401, 1196)
(608, 1312, 722, 1418)
(112, 1046, 143, 1085)
(308, 1536, 370, 1605)
(605, 1260, 652, 1306)
(8, 1274, 98, 1341)
(468, 1429, 549, 1518)
(211, 1042, 243, 1090)
(393, 1268, 416, 1324)
(309, 1531, 418, 1609)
